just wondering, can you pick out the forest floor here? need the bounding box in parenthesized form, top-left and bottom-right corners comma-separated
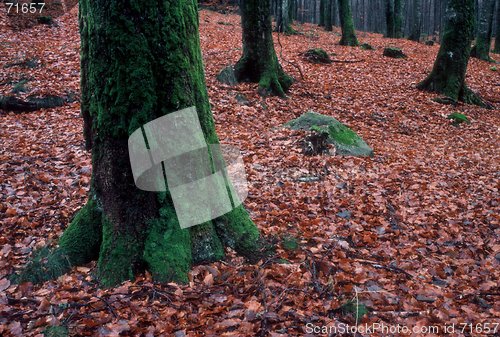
(1, 6, 499, 337)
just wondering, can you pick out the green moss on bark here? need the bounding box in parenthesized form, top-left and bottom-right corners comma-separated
(97, 216, 144, 287)
(19, 0, 262, 287)
(338, 0, 359, 46)
(59, 198, 102, 265)
(235, 0, 293, 97)
(215, 206, 261, 262)
(143, 206, 192, 284)
(417, 0, 489, 108)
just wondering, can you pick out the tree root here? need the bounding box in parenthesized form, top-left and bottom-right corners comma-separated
(16, 201, 262, 287)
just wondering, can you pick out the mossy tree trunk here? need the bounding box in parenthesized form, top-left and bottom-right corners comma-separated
(394, 0, 403, 38)
(495, 0, 500, 53)
(408, 0, 421, 41)
(417, 0, 489, 107)
(235, 0, 293, 97)
(471, 0, 495, 61)
(338, 0, 359, 46)
(276, 0, 295, 34)
(24, 0, 261, 287)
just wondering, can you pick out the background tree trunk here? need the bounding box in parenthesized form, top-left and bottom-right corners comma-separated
(319, 0, 326, 26)
(276, 0, 295, 33)
(23, 0, 261, 287)
(417, 0, 488, 107)
(408, 0, 422, 41)
(386, 0, 396, 37)
(325, 0, 333, 31)
(471, 0, 496, 60)
(235, 0, 293, 96)
(394, 0, 404, 37)
(338, 0, 359, 45)
(495, 0, 500, 52)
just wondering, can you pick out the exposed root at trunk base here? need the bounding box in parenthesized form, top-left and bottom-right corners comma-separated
(234, 58, 293, 98)
(15, 202, 262, 287)
(417, 78, 492, 109)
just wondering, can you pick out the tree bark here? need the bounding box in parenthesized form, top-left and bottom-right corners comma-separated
(235, 0, 293, 96)
(325, 0, 333, 31)
(495, 0, 500, 53)
(386, 0, 396, 37)
(338, 0, 359, 45)
(276, 0, 295, 34)
(417, 0, 489, 107)
(408, 0, 422, 41)
(471, 0, 496, 60)
(23, 0, 261, 287)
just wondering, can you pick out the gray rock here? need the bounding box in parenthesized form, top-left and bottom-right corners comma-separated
(284, 111, 373, 157)
(216, 66, 238, 85)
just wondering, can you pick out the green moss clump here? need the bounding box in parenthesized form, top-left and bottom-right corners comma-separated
(327, 124, 359, 146)
(43, 325, 69, 337)
(490, 66, 497, 71)
(12, 247, 71, 284)
(214, 206, 261, 262)
(58, 199, 102, 266)
(281, 235, 300, 251)
(447, 112, 470, 126)
(97, 216, 142, 287)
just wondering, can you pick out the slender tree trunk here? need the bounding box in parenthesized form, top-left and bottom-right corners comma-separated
(319, 0, 326, 26)
(235, 0, 293, 96)
(21, 0, 261, 287)
(394, 0, 404, 37)
(417, 0, 489, 107)
(495, 0, 500, 52)
(386, 0, 396, 37)
(332, 0, 338, 26)
(276, 0, 295, 34)
(471, 0, 496, 60)
(338, 0, 359, 45)
(408, 0, 422, 41)
(325, 0, 333, 31)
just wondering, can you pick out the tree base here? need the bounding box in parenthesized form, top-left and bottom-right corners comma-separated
(470, 46, 494, 62)
(417, 77, 492, 109)
(234, 56, 293, 97)
(16, 200, 262, 287)
(339, 36, 359, 47)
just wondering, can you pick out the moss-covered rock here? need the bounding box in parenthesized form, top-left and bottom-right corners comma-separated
(447, 112, 470, 126)
(285, 111, 373, 157)
(383, 47, 407, 58)
(303, 48, 332, 64)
